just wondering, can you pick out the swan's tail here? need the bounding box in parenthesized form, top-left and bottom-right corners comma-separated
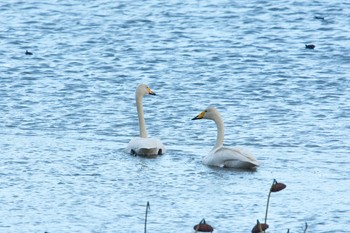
(131, 148, 163, 157)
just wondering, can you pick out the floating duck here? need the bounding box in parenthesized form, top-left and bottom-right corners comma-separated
(305, 44, 315, 49)
(25, 50, 33, 55)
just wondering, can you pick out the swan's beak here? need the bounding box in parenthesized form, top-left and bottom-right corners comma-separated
(148, 87, 156, 95)
(192, 111, 205, 120)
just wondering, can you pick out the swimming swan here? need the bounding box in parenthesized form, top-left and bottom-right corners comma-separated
(126, 84, 165, 157)
(192, 107, 259, 169)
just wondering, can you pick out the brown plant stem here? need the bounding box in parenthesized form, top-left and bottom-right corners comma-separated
(263, 179, 278, 233)
(264, 179, 276, 224)
(144, 201, 150, 233)
(264, 190, 271, 224)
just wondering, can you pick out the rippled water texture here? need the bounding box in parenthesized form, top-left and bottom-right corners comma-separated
(1, 0, 350, 232)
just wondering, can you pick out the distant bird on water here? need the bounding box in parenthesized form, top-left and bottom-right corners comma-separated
(25, 50, 33, 55)
(305, 44, 315, 49)
(314, 16, 325, 20)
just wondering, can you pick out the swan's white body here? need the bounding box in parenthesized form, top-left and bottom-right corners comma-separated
(126, 84, 165, 157)
(192, 107, 259, 169)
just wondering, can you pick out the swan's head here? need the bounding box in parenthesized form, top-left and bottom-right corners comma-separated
(192, 107, 220, 121)
(136, 84, 156, 97)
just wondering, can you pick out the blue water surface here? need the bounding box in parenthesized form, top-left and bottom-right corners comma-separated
(1, 0, 349, 232)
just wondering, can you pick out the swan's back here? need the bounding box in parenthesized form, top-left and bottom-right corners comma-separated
(203, 146, 259, 169)
(126, 137, 165, 157)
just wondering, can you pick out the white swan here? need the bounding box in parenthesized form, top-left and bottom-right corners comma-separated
(192, 107, 259, 169)
(126, 84, 165, 157)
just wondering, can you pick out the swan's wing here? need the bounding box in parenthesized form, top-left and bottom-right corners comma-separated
(126, 137, 166, 157)
(203, 146, 259, 168)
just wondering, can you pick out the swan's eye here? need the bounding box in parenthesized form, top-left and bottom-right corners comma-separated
(204, 110, 207, 113)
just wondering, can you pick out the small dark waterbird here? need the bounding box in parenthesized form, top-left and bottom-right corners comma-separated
(25, 50, 33, 55)
(305, 44, 315, 49)
(314, 16, 325, 20)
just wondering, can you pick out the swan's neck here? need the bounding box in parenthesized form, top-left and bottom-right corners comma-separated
(136, 94, 148, 138)
(213, 114, 224, 149)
